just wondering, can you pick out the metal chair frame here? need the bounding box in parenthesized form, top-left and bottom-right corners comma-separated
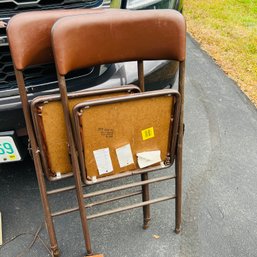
(7, 9, 185, 257)
(51, 10, 185, 256)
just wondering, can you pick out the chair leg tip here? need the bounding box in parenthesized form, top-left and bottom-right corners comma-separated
(143, 218, 151, 229)
(175, 227, 181, 234)
(51, 249, 60, 257)
(143, 224, 149, 230)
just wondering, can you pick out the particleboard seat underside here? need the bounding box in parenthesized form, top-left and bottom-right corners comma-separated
(36, 91, 131, 175)
(79, 95, 175, 179)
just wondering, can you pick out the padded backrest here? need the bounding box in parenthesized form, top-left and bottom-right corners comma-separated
(7, 9, 117, 70)
(51, 9, 186, 76)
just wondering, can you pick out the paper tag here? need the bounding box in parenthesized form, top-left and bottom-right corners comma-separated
(141, 127, 155, 140)
(93, 148, 113, 175)
(116, 144, 134, 168)
(137, 150, 161, 168)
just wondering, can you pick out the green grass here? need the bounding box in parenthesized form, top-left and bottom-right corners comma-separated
(184, 0, 257, 106)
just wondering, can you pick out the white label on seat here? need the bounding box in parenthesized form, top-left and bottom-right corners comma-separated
(116, 144, 134, 168)
(93, 148, 113, 175)
(137, 150, 161, 169)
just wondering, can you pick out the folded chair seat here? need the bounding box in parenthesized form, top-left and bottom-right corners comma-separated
(31, 86, 140, 179)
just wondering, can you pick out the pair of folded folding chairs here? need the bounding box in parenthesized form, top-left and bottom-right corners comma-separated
(7, 8, 186, 257)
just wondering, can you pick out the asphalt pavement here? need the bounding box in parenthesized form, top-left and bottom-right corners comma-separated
(0, 35, 257, 257)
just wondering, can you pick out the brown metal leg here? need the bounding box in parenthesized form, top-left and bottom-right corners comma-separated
(141, 173, 151, 229)
(58, 75, 93, 255)
(175, 135, 182, 234)
(71, 154, 93, 256)
(15, 70, 60, 257)
(137, 61, 145, 92)
(175, 61, 185, 234)
(34, 153, 60, 257)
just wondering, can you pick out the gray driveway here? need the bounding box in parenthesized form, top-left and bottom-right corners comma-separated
(0, 35, 257, 257)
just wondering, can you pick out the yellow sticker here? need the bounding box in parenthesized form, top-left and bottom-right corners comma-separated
(141, 127, 155, 140)
(8, 154, 17, 160)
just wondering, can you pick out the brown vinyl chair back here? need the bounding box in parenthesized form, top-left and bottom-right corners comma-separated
(7, 9, 118, 70)
(51, 9, 186, 76)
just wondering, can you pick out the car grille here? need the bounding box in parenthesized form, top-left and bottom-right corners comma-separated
(0, 45, 17, 90)
(0, 0, 103, 17)
(0, 44, 60, 90)
(0, 45, 94, 92)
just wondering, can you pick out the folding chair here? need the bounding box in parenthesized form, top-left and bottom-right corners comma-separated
(51, 9, 186, 255)
(7, 9, 139, 257)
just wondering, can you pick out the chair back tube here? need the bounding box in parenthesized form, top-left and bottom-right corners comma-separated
(137, 61, 145, 91)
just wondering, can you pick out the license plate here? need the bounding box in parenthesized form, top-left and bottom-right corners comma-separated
(0, 136, 21, 163)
